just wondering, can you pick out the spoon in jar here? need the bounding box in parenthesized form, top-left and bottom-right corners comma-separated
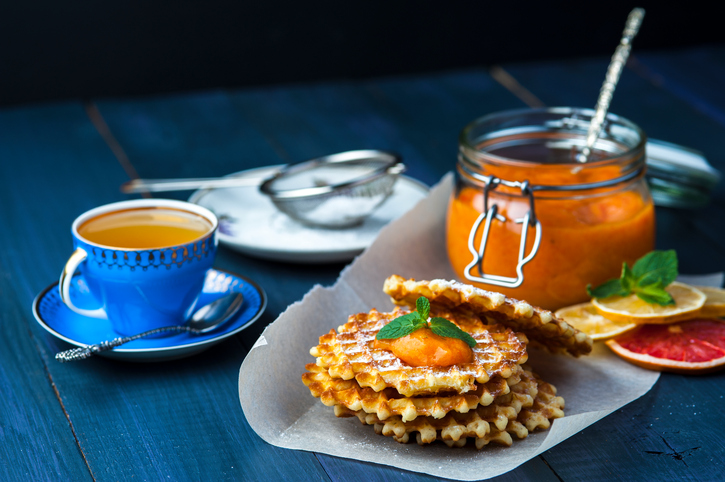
(577, 7, 645, 163)
(54, 292, 244, 362)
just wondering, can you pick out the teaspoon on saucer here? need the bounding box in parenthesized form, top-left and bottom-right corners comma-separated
(54, 292, 244, 362)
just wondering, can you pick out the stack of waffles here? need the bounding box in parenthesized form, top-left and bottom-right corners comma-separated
(302, 275, 593, 449)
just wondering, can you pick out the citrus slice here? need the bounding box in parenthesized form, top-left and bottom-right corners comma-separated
(555, 302, 636, 340)
(694, 286, 725, 318)
(605, 319, 725, 374)
(591, 281, 705, 324)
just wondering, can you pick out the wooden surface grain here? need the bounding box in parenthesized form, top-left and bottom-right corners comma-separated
(2, 45, 725, 481)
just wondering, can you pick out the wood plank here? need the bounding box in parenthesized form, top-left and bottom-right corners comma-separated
(54, 350, 331, 482)
(633, 46, 725, 129)
(631, 46, 725, 265)
(499, 50, 725, 480)
(316, 453, 560, 482)
(226, 71, 526, 186)
(0, 102, 121, 481)
(544, 372, 725, 480)
(0, 261, 92, 481)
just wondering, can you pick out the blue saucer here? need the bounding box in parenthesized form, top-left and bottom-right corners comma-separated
(32, 269, 266, 362)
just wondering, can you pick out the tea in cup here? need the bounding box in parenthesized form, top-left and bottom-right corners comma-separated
(59, 199, 218, 335)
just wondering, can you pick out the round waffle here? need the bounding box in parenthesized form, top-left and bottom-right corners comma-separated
(310, 307, 529, 397)
(303, 362, 522, 422)
(335, 368, 564, 448)
(383, 275, 593, 357)
(518, 372, 565, 432)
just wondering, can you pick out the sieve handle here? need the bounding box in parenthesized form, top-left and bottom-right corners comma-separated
(120, 175, 269, 193)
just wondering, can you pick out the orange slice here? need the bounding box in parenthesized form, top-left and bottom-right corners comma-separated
(591, 281, 705, 324)
(605, 319, 725, 374)
(695, 286, 725, 318)
(555, 302, 636, 340)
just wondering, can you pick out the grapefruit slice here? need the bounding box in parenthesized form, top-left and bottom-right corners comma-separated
(591, 281, 705, 324)
(555, 302, 636, 340)
(695, 286, 725, 318)
(605, 318, 725, 374)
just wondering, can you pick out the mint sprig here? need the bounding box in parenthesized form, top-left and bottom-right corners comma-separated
(376, 296, 477, 348)
(586, 250, 678, 306)
(429, 317, 477, 347)
(375, 312, 425, 339)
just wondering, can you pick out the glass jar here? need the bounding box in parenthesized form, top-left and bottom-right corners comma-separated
(446, 107, 655, 311)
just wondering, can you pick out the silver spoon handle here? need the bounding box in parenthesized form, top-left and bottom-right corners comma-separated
(579, 8, 645, 163)
(120, 176, 265, 193)
(55, 325, 203, 362)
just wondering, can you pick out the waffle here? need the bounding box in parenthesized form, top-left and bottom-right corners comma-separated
(302, 276, 580, 450)
(310, 307, 529, 397)
(518, 372, 565, 432)
(335, 368, 564, 448)
(303, 362, 521, 422)
(383, 275, 593, 357)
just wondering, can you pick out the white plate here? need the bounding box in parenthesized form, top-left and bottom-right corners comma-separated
(189, 167, 429, 263)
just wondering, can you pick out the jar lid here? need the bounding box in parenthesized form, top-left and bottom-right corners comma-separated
(646, 139, 720, 209)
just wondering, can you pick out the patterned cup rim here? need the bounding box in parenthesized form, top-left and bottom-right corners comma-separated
(71, 199, 218, 252)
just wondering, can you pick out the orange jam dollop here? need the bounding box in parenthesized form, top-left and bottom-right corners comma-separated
(374, 327, 474, 367)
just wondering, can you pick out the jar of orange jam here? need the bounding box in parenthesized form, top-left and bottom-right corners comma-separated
(447, 107, 655, 311)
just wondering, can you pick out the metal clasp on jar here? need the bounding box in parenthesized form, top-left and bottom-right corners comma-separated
(461, 166, 645, 289)
(464, 176, 542, 288)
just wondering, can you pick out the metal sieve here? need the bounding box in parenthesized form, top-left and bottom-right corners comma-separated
(121, 149, 406, 229)
(259, 150, 405, 228)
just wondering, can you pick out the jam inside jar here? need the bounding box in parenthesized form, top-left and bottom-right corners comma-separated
(447, 107, 655, 311)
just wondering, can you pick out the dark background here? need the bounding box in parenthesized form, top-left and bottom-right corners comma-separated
(1, 1, 723, 107)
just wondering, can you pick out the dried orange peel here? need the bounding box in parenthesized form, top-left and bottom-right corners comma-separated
(605, 319, 725, 374)
(694, 286, 725, 318)
(555, 302, 637, 340)
(590, 281, 705, 325)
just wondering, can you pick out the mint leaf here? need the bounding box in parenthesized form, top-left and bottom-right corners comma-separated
(429, 317, 477, 348)
(376, 296, 478, 348)
(620, 263, 634, 292)
(587, 278, 629, 299)
(416, 296, 430, 320)
(587, 250, 679, 306)
(632, 250, 677, 288)
(633, 282, 675, 306)
(376, 313, 426, 339)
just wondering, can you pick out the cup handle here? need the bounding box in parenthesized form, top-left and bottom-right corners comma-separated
(59, 248, 108, 319)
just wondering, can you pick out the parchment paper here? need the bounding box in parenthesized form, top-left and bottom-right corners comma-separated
(239, 173, 667, 480)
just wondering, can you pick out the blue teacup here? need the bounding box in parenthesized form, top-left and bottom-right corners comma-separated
(59, 199, 218, 336)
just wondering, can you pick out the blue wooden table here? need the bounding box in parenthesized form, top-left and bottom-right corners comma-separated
(2, 45, 725, 481)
